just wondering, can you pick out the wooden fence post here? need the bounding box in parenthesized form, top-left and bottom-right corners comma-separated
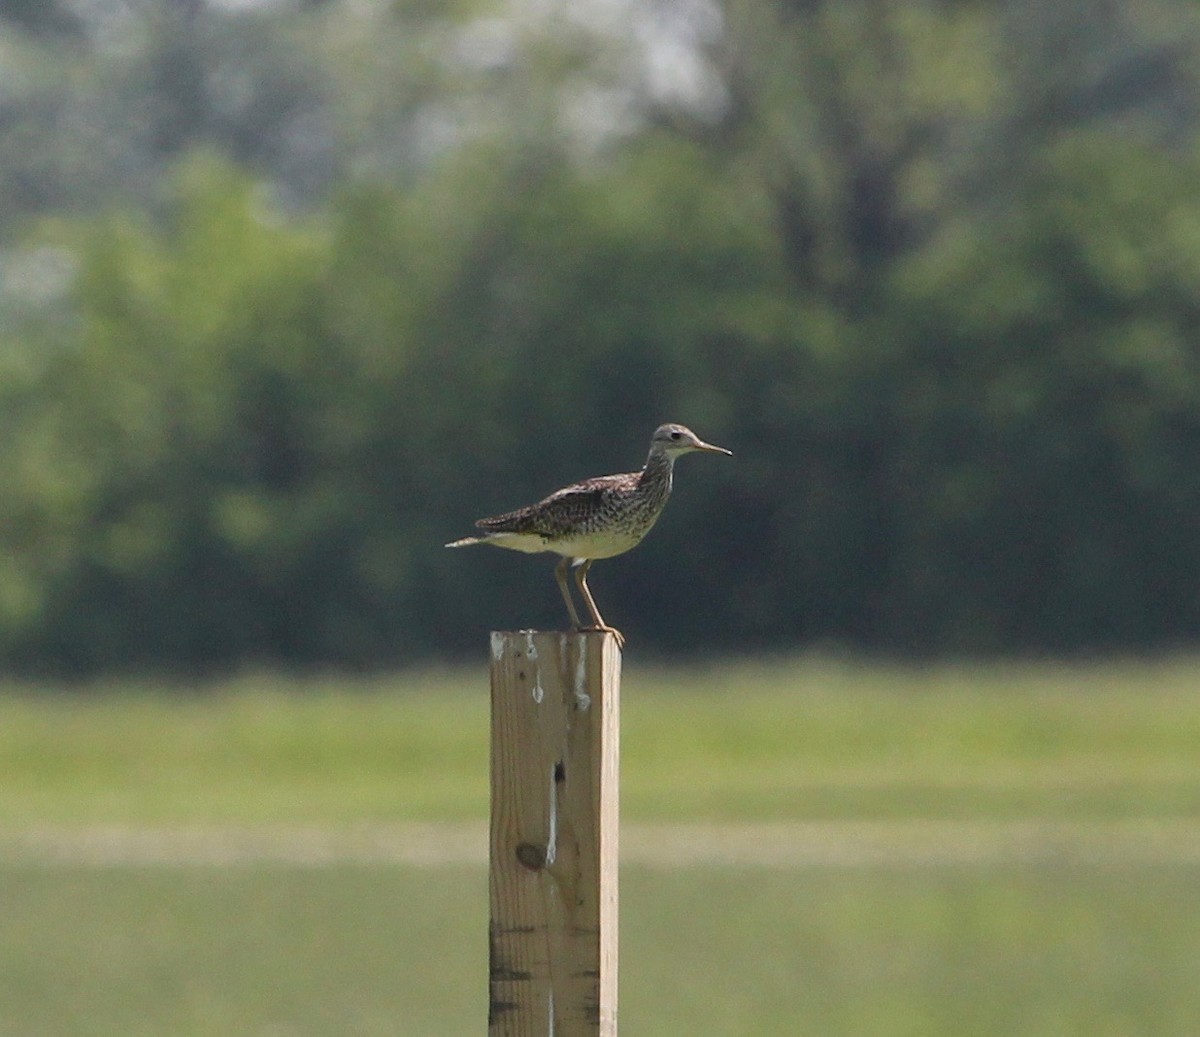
(488, 630, 621, 1036)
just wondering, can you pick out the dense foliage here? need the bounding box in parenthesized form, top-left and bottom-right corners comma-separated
(4, 0, 1200, 671)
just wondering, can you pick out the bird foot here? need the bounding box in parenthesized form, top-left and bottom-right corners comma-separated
(576, 624, 625, 650)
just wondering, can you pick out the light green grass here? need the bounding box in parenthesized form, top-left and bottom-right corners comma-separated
(1, 657, 1199, 823)
(0, 670, 489, 824)
(2, 656, 1200, 1036)
(2, 863, 1199, 1036)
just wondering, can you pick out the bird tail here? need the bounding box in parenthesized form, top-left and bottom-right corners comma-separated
(445, 535, 486, 548)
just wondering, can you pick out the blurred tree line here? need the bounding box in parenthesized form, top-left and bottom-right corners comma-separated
(3, 0, 1200, 672)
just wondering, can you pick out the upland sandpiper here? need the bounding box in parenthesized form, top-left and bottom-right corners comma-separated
(446, 423, 732, 647)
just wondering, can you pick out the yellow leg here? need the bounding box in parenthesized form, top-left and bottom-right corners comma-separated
(573, 559, 625, 649)
(555, 556, 583, 629)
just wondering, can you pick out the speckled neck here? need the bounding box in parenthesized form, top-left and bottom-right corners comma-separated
(638, 449, 675, 500)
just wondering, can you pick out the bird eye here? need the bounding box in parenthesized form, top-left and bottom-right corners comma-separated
(670, 431, 682, 440)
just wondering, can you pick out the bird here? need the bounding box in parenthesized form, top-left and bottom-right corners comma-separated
(446, 423, 732, 647)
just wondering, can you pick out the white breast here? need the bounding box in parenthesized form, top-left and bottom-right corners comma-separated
(484, 527, 649, 560)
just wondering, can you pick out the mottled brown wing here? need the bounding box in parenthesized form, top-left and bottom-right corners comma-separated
(475, 474, 631, 537)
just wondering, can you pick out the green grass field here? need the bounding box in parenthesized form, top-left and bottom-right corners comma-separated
(2, 656, 1200, 1035)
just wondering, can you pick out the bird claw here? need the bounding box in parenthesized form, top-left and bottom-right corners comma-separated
(577, 625, 625, 650)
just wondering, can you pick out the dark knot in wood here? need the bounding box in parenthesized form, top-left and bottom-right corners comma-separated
(515, 842, 545, 870)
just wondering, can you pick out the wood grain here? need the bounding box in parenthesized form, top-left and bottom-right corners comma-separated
(488, 631, 621, 1036)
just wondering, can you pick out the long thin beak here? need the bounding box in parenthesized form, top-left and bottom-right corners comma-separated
(697, 440, 733, 456)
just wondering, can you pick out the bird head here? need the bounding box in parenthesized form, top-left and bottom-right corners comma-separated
(650, 423, 733, 459)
